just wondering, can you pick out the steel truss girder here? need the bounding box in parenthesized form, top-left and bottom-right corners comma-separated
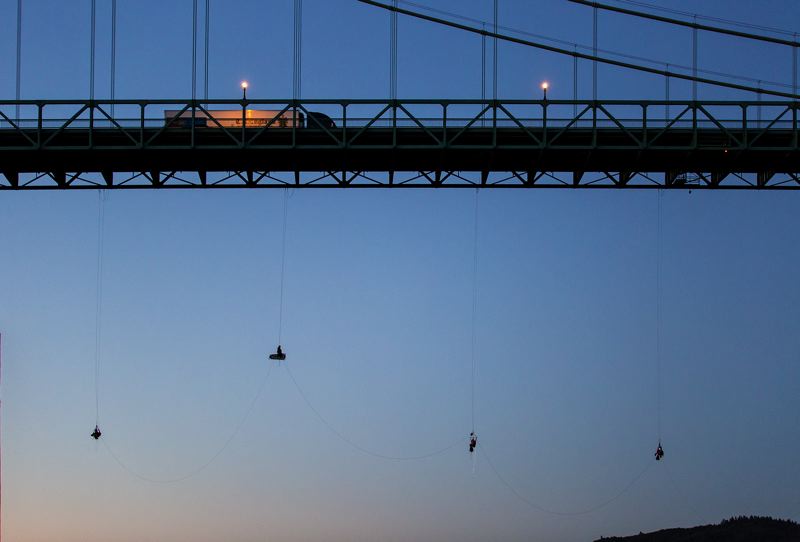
(0, 99, 797, 189)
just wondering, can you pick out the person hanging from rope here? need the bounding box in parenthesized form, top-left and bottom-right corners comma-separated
(91, 425, 102, 440)
(269, 345, 286, 361)
(469, 432, 477, 453)
(655, 442, 664, 461)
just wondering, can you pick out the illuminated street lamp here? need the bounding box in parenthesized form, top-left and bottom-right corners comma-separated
(241, 80, 249, 100)
(541, 81, 549, 101)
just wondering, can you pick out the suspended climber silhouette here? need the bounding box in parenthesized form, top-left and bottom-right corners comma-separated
(91, 425, 102, 440)
(269, 345, 286, 361)
(655, 442, 664, 461)
(469, 432, 477, 453)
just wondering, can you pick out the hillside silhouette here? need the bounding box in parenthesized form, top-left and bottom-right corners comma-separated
(596, 516, 800, 542)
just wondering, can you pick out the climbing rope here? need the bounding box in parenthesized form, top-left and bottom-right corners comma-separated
(285, 364, 462, 461)
(656, 189, 663, 444)
(102, 364, 273, 484)
(277, 188, 289, 346)
(479, 441, 653, 516)
(470, 189, 479, 434)
(94, 191, 106, 428)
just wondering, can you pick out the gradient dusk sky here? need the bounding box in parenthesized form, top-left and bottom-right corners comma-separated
(0, 1, 799, 541)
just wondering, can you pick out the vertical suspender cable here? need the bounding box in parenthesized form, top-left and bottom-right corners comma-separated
(757, 81, 762, 125)
(204, 0, 210, 100)
(573, 45, 578, 117)
(94, 192, 106, 428)
(293, 0, 303, 100)
(390, 0, 397, 100)
(592, 5, 597, 101)
(792, 33, 798, 99)
(277, 189, 289, 346)
(192, 0, 197, 101)
(15, 0, 22, 123)
(492, 0, 498, 101)
(110, 0, 116, 116)
(665, 64, 670, 121)
(656, 189, 662, 443)
(470, 189, 479, 434)
(298, 0, 303, 99)
(90, 0, 96, 100)
(481, 23, 486, 126)
(692, 18, 698, 101)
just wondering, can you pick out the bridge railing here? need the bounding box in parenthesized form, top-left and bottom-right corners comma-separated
(0, 99, 797, 128)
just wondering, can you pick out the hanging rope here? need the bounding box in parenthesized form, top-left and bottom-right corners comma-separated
(285, 364, 462, 460)
(89, 0, 96, 100)
(656, 189, 663, 443)
(470, 189, 479, 434)
(479, 441, 653, 516)
(277, 189, 289, 346)
(15, 0, 22, 123)
(94, 191, 106, 428)
(103, 364, 273, 484)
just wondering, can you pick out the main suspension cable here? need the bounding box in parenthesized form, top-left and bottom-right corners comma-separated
(397, 0, 794, 90)
(358, 0, 800, 99)
(479, 442, 653, 516)
(569, 0, 800, 48)
(614, 0, 798, 37)
(103, 364, 273, 484)
(285, 364, 462, 461)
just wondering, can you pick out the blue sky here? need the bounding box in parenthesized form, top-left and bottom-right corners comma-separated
(0, 1, 799, 541)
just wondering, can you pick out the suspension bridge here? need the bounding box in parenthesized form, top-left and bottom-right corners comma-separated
(0, 0, 798, 190)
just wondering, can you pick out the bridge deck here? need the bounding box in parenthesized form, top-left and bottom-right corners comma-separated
(1, 99, 797, 189)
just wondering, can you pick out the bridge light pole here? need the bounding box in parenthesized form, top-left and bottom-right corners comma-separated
(541, 81, 549, 101)
(241, 81, 249, 101)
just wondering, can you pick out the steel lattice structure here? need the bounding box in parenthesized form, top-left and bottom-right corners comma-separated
(0, 99, 798, 189)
